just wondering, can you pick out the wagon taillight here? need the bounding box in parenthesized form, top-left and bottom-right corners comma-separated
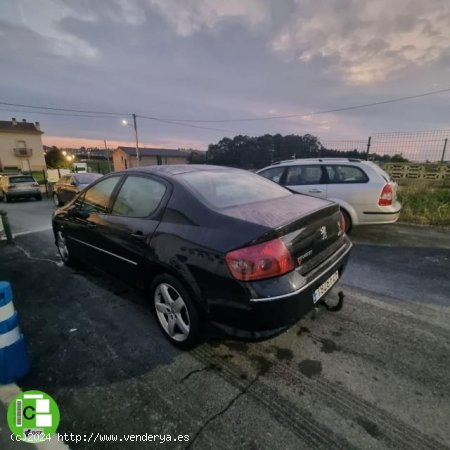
(378, 184, 393, 206)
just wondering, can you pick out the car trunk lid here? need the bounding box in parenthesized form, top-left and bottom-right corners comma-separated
(222, 194, 344, 274)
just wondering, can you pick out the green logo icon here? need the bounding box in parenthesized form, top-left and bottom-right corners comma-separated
(7, 390, 60, 443)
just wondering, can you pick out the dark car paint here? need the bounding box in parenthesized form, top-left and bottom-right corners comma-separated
(53, 165, 351, 338)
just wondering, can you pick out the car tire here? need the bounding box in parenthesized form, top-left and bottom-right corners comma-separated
(35, 194, 42, 201)
(55, 229, 75, 266)
(4, 194, 11, 203)
(151, 274, 202, 350)
(341, 209, 352, 234)
(53, 193, 62, 206)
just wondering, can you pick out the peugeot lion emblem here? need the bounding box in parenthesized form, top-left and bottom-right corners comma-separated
(319, 226, 328, 240)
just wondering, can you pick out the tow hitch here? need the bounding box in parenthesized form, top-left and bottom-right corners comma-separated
(317, 290, 345, 312)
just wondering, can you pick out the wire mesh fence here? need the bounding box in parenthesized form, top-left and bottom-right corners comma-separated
(321, 129, 450, 163)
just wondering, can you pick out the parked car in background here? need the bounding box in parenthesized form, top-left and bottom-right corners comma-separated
(257, 158, 401, 233)
(53, 172, 103, 206)
(53, 165, 352, 349)
(0, 174, 41, 202)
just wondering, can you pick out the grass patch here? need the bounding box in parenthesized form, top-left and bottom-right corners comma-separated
(31, 171, 47, 185)
(397, 184, 450, 226)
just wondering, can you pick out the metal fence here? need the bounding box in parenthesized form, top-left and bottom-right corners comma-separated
(321, 129, 449, 163)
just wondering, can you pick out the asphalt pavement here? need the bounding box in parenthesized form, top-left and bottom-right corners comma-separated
(0, 199, 449, 449)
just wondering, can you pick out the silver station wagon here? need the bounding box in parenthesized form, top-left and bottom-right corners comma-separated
(257, 158, 401, 233)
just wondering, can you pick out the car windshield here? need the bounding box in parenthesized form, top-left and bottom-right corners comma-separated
(179, 169, 291, 209)
(9, 176, 35, 183)
(74, 173, 102, 185)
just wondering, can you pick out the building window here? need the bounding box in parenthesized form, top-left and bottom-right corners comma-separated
(17, 140, 26, 149)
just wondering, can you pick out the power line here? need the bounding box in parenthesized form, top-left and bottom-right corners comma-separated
(0, 107, 120, 119)
(137, 114, 243, 134)
(0, 101, 124, 116)
(161, 87, 450, 122)
(1, 86, 449, 126)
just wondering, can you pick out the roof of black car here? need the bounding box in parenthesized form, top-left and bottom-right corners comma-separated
(130, 164, 238, 176)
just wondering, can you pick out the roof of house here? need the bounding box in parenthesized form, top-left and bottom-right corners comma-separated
(117, 146, 187, 158)
(0, 120, 43, 134)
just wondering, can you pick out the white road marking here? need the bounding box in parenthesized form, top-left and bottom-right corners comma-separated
(13, 227, 53, 237)
(15, 245, 63, 267)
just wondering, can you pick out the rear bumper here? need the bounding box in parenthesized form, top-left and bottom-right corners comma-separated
(5, 189, 40, 198)
(208, 238, 352, 339)
(360, 202, 401, 225)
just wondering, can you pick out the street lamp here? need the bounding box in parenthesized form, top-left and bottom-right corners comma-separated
(121, 113, 140, 167)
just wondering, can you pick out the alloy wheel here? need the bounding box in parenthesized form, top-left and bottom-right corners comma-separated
(154, 283, 190, 342)
(56, 230, 70, 263)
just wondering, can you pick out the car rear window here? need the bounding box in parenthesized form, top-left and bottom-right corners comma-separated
(9, 176, 35, 183)
(179, 170, 291, 209)
(325, 165, 369, 183)
(74, 173, 102, 185)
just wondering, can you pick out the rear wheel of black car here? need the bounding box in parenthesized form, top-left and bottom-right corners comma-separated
(56, 229, 74, 266)
(53, 192, 62, 206)
(4, 194, 11, 203)
(151, 274, 201, 349)
(35, 194, 42, 201)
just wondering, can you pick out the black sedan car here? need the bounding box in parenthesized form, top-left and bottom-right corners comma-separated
(52, 172, 103, 206)
(52, 165, 352, 349)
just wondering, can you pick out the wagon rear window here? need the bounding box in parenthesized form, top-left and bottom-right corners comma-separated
(9, 176, 35, 183)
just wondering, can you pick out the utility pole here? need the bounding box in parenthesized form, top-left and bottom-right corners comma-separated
(366, 136, 372, 160)
(441, 138, 448, 163)
(133, 113, 140, 167)
(104, 140, 112, 172)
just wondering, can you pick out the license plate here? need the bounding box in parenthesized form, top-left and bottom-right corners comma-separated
(312, 271, 339, 303)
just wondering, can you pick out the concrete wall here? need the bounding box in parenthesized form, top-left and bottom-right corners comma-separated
(0, 132, 46, 172)
(381, 162, 450, 181)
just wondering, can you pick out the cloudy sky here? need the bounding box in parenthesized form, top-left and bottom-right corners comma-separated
(1, 0, 449, 150)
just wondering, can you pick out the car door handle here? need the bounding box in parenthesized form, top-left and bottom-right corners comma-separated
(130, 231, 145, 240)
(309, 189, 323, 193)
(87, 223, 97, 229)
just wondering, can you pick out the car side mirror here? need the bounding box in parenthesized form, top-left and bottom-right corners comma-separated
(68, 206, 89, 220)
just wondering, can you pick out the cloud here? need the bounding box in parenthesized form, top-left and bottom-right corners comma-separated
(147, 0, 268, 36)
(1, 0, 98, 60)
(271, 0, 450, 84)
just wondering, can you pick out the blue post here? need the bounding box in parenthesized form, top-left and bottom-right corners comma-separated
(0, 281, 30, 384)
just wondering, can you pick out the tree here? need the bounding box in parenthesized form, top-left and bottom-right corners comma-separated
(44, 146, 72, 169)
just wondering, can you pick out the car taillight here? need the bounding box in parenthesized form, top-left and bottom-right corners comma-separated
(8, 184, 16, 189)
(225, 238, 294, 281)
(379, 184, 393, 206)
(339, 212, 346, 236)
(32, 183, 39, 187)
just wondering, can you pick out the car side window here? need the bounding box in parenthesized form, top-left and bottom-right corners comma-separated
(285, 165, 323, 185)
(79, 176, 121, 214)
(325, 165, 369, 183)
(259, 167, 285, 184)
(111, 176, 166, 218)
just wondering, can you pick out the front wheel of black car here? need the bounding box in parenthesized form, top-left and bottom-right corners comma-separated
(151, 274, 201, 349)
(56, 229, 74, 266)
(53, 192, 62, 206)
